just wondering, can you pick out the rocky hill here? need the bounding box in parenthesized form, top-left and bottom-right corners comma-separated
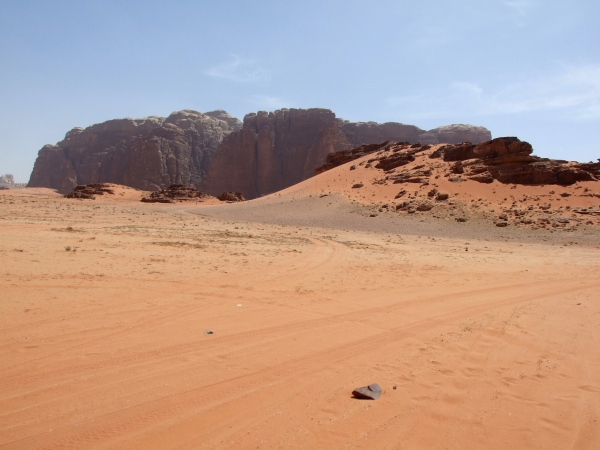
(309, 137, 599, 230)
(198, 109, 491, 198)
(28, 110, 241, 193)
(28, 107, 491, 196)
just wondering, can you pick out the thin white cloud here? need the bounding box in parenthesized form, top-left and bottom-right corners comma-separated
(503, 0, 536, 26)
(204, 54, 271, 83)
(387, 64, 600, 121)
(503, 0, 533, 16)
(250, 95, 290, 110)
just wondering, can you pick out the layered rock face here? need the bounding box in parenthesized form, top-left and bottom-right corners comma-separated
(28, 110, 241, 193)
(200, 109, 352, 198)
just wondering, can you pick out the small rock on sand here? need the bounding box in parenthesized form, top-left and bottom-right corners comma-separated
(352, 383, 382, 400)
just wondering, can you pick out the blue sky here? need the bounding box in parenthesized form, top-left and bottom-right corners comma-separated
(1, 0, 599, 181)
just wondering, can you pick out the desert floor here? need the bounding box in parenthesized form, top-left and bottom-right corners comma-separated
(1, 184, 599, 449)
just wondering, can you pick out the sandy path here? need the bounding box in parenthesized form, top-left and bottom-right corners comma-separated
(1, 188, 599, 449)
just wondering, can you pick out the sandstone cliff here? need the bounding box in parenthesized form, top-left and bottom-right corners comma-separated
(199, 109, 352, 199)
(28, 110, 241, 193)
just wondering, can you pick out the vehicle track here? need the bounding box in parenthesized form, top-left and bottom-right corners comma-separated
(3, 280, 598, 450)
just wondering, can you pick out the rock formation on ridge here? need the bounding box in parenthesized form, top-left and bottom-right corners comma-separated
(28, 110, 242, 193)
(313, 138, 600, 230)
(417, 124, 491, 146)
(28, 107, 491, 198)
(316, 137, 600, 187)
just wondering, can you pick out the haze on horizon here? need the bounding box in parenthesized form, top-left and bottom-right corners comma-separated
(1, 0, 599, 182)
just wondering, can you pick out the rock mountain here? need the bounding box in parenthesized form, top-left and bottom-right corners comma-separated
(28, 110, 241, 193)
(28, 108, 491, 197)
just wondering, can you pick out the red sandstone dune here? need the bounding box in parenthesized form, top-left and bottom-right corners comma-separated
(1, 154, 599, 449)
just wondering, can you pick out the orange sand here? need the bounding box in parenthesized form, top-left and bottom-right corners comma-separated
(1, 168, 599, 449)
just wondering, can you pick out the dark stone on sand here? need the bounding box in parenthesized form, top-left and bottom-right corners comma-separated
(64, 183, 115, 200)
(218, 191, 246, 202)
(141, 184, 211, 203)
(352, 383, 382, 400)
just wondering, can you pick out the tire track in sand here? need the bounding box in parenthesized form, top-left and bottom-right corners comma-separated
(3, 280, 598, 450)
(0, 235, 336, 375)
(0, 275, 593, 391)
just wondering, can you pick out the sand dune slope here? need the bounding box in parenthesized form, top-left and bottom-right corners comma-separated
(0, 183, 599, 449)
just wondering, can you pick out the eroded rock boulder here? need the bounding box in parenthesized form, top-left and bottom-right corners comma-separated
(316, 142, 389, 175)
(442, 143, 477, 161)
(141, 184, 212, 203)
(441, 137, 598, 186)
(218, 191, 246, 202)
(64, 183, 115, 199)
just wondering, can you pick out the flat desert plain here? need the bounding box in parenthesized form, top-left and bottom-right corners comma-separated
(1, 167, 600, 449)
